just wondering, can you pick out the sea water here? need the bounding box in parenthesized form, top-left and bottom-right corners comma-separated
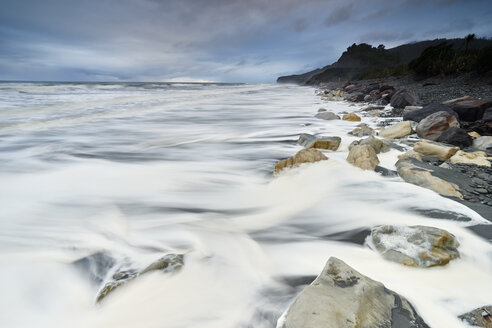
(0, 82, 490, 327)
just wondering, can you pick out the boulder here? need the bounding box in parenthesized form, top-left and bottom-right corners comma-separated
(484, 108, 492, 123)
(349, 135, 390, 154)
(96, 254, 184, 303)
(378, 121, 413, 139)
(369, 225, 460, 267)
(442, 95, 471, 106)
(403, 106, 423, 116)
(279, 257, 429, 328)
(468, 131, 481, 139)
(298, 133, 341, 151)
(449, 150, 491, 167)
(416, 111, 460, 141)
(473, 136, 492, 151)
(348, 126, 374, 137)
(403, 103, 458, 123)
(413, 141, 459, 160)
(436, 127, 473, 148)
(315, 111, 340, 120)
(398, 150, 423, 161)
(459, 305, 492, 328)
(460, 120, 492, 136)
(396, 158, 462, 198)
(390, 89, 419, 109)
(380, 85, 395, 93)
(274, 149, 328, 174)
(452, 100, 492, 122)
(347, 145, 380, 170)
(342, 113, 361, 122)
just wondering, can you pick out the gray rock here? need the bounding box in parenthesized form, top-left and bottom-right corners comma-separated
(436, 127, 473, 148)
(416, 111, 460, 141)
(96, 254, 184, 303)
(390, 89, 419, 109)
(279, 257, 429, 328)
(298, 133, 341, 151)
(315, 111, 340, 120)
(349, 135, 390, 154)
(459, 305, 492, 328)
(403, 103, 458, 123)
(474, 136, 492, 151)
(369, 225, 460, 267)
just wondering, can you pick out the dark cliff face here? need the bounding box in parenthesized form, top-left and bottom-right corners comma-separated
(277, 38, 492, 85)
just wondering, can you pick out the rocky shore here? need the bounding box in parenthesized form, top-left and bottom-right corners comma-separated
(270, 78, 492, 327)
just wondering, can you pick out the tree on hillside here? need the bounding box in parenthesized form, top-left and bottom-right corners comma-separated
(465, 33, 476, 52)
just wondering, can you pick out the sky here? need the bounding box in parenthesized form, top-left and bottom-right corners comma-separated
(1, 0, 491, 82)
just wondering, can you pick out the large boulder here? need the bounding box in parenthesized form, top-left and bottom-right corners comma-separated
(449, 150, 491, 167)
(436, 127, 473, 148)
(452, 100, 492, 122)
(368, 225, 460, 267)
(278, 257, 429, 328)
(342, 113, 361, 122)
(347, 144, 380, 170)
(379, 121, 413, 139)
(390, 89, 419, 109)
(413, 141, 459, 160)
(416, 111, 460, 141)
(396, 158, 462, 198)
(474, 136, 492, 152)
(349, 135, 390, 154)
(96, 254, 184, 303)
(315, 111, 340, 120)
(403, 103, 458, 123)
(298, 134, 341, 151)
(274, 149, 328, 174)
(459, 305, 492, 328)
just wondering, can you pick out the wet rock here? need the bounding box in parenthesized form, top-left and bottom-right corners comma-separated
(452, 99, 491, 122)
(349, 135, 390, 154)
(317, 108, 327, 112)
(379, 121, 413, 139)
(342, 113, 361, 122)
(96, 253, 184, 303)
(436, 127, 473, 148)
(474, 136, 492, 151)
(279, 257, 429, 328)
(369, 225, 460, 267)
(314, 111, 340, 120)
(375, 166, 398, 177)
(396, 158, 462, 198)
(413, 141, 459, 160)
(347, 144, 380, 170)
(73, 252, 116, 285)
(459, 305, 492, 328)
(274, 149, 328, 174)
(416, 111, 460, 141)
(403, 103, 458, 123)
(390, 89, 419, 109)
(348, 126, 374, 137)
(298, 133, 341, 151)
(449, 150, 491, 167)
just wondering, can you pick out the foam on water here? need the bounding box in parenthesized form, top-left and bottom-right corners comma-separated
(0, 82, 490, 327)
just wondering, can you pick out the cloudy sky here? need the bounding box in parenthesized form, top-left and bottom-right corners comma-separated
(1, 0, 491, 82)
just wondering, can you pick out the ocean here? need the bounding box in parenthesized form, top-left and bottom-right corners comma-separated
(0, 82, 490, 327)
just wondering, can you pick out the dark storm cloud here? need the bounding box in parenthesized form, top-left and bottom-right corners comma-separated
(0, 0, 491, 82)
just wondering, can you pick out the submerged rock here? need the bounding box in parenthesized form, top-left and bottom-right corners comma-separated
(413, 141, 459, 160)
(396, 158, 463, 199)
(347, 144, 380, 170)
(298, 133, 341, 151)
(73, 252, 116, 285)
(274, 149, 328, 174)
(416, 111, 459, 141)
(315, 111, 340, 120)
(459, 305, 492, 328)
(342, 113, 361, 122)
(278, 257, 429, 328)
(96, 254, 184, 303)
(349, 135, 390, 154)
(379, 121, 413, 139)
(369, 225, 460, 267)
